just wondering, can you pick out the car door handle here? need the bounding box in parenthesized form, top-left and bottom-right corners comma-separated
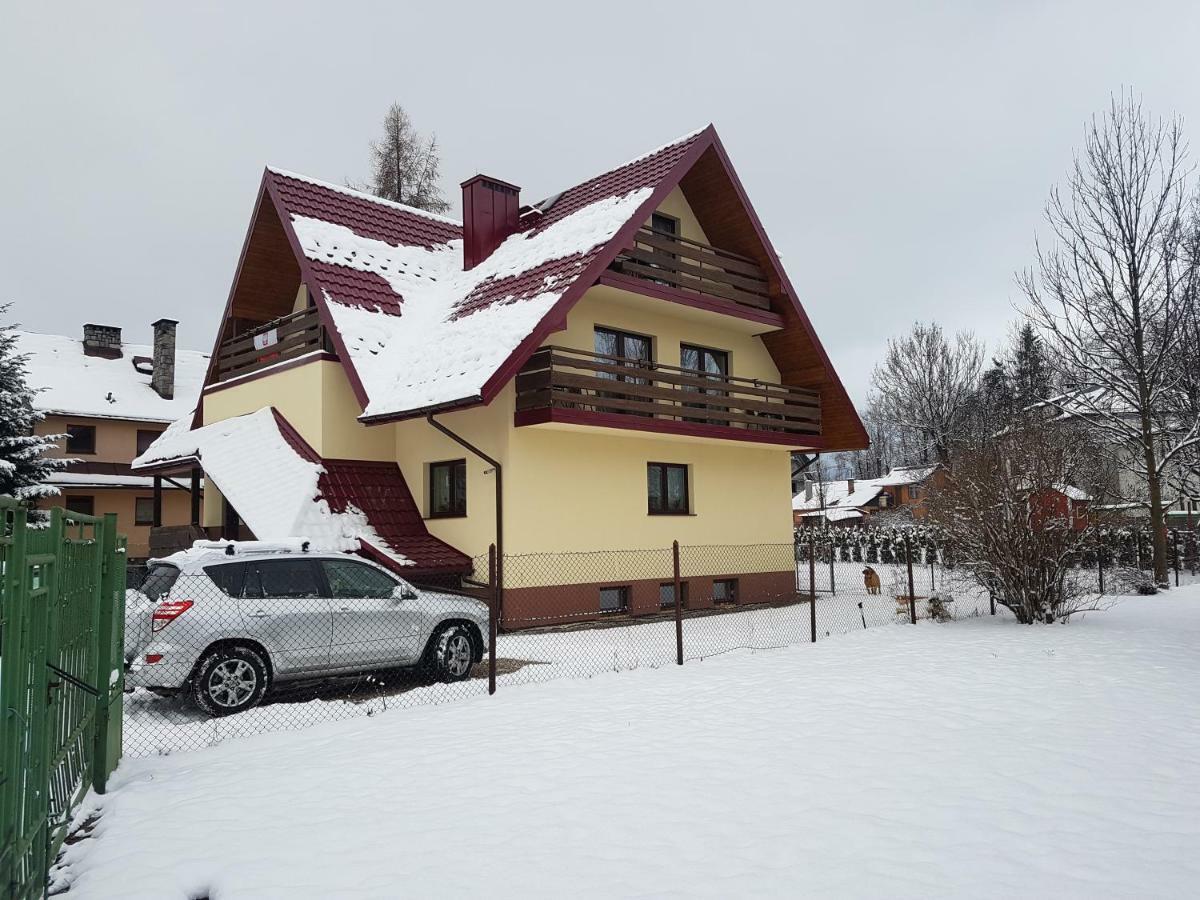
(246, 610, 270, 618)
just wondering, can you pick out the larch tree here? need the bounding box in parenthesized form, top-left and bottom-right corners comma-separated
(1021, 95, 1200, 584)
(362, 103, 450, 215)
(870, 322, 985, 464)
(0, 306, 69, 506)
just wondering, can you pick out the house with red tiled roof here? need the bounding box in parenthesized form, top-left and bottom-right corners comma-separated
(134, 126, 866, 626)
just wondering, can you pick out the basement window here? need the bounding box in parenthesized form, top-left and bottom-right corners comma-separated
(429, 459, 467, 518)
(659, 581, 689, 609)
(712, 579, 738, 604)
(599, 586, 629, 613)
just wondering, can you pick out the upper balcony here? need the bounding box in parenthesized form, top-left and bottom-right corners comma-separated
(604, 225, 776, 318)
(515, 346, 822, 447)
(213, 306, 332, 383)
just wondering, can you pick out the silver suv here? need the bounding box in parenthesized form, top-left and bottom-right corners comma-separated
(125, 544, 490, 716)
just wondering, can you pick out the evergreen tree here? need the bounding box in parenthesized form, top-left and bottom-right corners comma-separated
(0, 306, 69, 505)
(1008, 322, 1053, 409)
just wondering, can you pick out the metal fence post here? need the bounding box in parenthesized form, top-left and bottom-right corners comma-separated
(0, 503, 29, 897)
(488, 544, 498, 695)
(92, 513, 124, 793)
(672, 541, 683, 665)
(1172, 531, 1180, 587)
(1098, 545, 1105, 594)
(828, 539, 836, 595)
(808, 540, 816, 643)
(905, 533, 917, 624)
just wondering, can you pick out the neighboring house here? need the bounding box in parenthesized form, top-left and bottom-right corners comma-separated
(19, 322, 209, 559)
(133, 126, 867, 626)
(1028, 484, 1091, 532)
(1031, 388, 1198, 522)
(793, 465, 943, 525)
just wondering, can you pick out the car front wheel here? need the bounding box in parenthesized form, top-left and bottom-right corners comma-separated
(425, 625, 475, 682)
(191, 645, 269, 716)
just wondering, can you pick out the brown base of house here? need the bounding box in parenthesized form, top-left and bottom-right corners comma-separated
(500, 570, 799, 630)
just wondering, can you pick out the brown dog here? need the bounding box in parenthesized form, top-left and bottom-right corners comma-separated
(862, 566, 881, 595)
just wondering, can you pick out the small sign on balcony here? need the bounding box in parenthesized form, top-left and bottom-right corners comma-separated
(253, 328, 279, 351)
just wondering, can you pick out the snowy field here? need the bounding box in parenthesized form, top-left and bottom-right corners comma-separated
(62, 584, 1200, 898)
(121, 566, 993, 756)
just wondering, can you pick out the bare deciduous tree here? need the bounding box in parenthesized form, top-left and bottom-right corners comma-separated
(870, 322, 984, 464)
(927, 419, 1111, 624)
(1021, 95, 1200, 583)
(359, 103, 450, 215)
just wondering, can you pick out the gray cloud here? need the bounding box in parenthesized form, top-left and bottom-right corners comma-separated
(4, 1, 1199, 404)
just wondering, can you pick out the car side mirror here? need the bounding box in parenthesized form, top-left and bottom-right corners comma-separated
(393, 585, 418, 602)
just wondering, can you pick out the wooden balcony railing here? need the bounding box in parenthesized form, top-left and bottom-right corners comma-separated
(516, 346, 821, 438)
(214, 306, 329, 382)
(607, 226, 773, 311)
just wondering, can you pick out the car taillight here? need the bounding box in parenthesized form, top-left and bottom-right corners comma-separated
(145, 653, 163, 664)
(152, 599, 194, 632)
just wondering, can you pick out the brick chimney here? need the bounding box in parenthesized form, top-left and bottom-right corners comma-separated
(461, 175, 520, 269)
(83, 324, 122, 358)
(151, 318, 178, 400)
(847, 479, 855, 494)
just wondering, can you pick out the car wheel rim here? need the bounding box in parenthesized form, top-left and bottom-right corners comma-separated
(444, 635, 471, 677)
(207, 659, 257, 707)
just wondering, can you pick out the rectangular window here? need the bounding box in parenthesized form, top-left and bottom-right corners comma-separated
(712, 578, 738, 604)
(66, 424, 96, 455)
(651, 212, 679, 236)
(134, 496, 155, 525)
(659, 581, 689, 609)
(64, 495, 94, 517)
(680, 344, 730, 425)
(648, 462, 689, 515)
(599, 586, 629, 613)
(136, 428, 163, 457)
(593, 327, 655, 418)
(429, 459, 467, 518)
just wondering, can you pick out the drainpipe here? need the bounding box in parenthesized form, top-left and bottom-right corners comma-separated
(426, 414, 503, 623)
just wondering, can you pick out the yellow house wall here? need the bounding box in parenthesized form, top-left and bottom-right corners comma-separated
(651, 186, 711, 245)
(38, 415, 167, 463)
(41, 488, 192, 559)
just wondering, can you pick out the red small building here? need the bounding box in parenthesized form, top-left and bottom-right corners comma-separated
(1028, 484, 1091, 531)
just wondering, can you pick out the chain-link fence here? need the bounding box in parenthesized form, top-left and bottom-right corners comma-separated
(121, 537, 1010, 758)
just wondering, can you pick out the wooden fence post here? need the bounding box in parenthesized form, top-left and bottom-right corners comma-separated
(808, 540, 816, 643)
(905, 533, 917, 625)
(673, 541, 683, 666)
(92, 513, 124, 793)
(488, 544, 498, 695)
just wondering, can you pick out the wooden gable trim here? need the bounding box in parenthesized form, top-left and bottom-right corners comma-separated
(261, 174, 374, 412)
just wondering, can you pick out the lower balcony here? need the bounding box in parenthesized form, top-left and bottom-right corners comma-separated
(515, 346, 822, 447)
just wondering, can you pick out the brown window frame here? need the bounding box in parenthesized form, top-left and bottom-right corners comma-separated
(712, 578, 739, 604)
(647, 462, 690, 515)
(134, 496, 155, 526)
(66, 424, 96, 455)
(599, 585, 630, 613)
(659, 580, 689, 609)
(65, 495, 95, 517)
(136, 428, 164, 457)
(428, 459, 467, 519)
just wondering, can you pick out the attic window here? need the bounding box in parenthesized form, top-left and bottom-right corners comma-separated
(651, 212, 678, 236)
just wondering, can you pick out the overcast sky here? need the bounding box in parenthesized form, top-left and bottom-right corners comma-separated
(4, 2, 1200, 404)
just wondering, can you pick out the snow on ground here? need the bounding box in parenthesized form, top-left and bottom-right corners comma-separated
(120, 567, 993, 756)
(65, 586, 1200, 898)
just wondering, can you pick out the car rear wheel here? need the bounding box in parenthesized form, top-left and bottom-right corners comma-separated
(424, 625, 475, 683)
(191, 645, 269, 717)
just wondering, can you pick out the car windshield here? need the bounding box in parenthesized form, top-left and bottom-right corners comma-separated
(139, 564, 180, 602)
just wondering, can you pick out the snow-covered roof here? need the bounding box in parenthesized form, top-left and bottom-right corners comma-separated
(133, 407, 469, 573)
(15, 331, 209, 423)
(133, 407, 389, 553)
(792, 465, 940, 512)
(1052, 483, 1092, 502)
(265, 128, 708, 420)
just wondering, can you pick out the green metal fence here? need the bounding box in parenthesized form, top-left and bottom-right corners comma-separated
(0, 501, 125, 899)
